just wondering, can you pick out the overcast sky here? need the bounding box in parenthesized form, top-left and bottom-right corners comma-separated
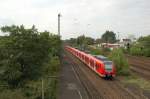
(0, 0, 150, 39)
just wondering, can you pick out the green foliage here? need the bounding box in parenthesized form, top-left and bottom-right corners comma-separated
(138, 35, 150, 57)
(77, 35, 95, 45)
(129, 35, 150, 57)
(95, 38, 102, 44)
(85, 37, 95, 45)
(130, 46, 143, 56)
(22, 56, 60, 99)
(101, 30, 117, 43)
(0, 89, 27, 99)
(109, 49, 130, 75)
(0, 55, 60, 99)
(89, 48, 102, 55)
(143, 48, 150, 57)
(43, 56, 60, 76)
(67, 35, 95, 49)
(67, 38, 78, 46)
(138, 35, 150, 47)
(0, 25, 61, 87)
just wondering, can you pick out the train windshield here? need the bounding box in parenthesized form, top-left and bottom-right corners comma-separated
(104, 61, 112, 70)
(93, 55, 113, 70)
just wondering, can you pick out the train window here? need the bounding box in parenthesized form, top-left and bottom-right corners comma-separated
(104, 61, 112, 69)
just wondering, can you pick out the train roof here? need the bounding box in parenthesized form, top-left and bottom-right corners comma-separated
(93, 55, 111, 62)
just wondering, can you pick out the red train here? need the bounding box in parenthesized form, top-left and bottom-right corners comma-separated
(65, 46, 116, 78)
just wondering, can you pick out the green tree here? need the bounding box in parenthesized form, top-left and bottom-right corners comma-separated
(101, 30, 117, 43)
(76, 35, 95, 49)
(138, 35, 150, 56)
(0, 25, 61, 87)
(109, 49, 129, 75)
(86, 37, 95, 45)
(95, 38, 102, 44)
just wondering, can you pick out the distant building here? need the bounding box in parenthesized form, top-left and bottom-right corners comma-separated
(101, 43, 120, 50)
(122, 39, 131, 44)
(94, 38, 135, 50)
(119, 39, 132, 48)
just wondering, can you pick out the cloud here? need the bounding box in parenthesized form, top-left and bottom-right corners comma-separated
(0, 0, 150, 39)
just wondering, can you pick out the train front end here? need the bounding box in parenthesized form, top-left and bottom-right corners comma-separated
(104, 61, 116, 78)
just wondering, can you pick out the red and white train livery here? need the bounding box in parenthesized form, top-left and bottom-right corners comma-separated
(65, 46, 116, 78)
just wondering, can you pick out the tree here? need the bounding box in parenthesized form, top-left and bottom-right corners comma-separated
(95, 38, 102, 44)
(138, 35, 150, 56)
(0, 25, 61, 87)
(86, 37, 95, 45)
(101, 30, 117, 43)
(68, 38, 77, 46)
(77, 35, 86, 45)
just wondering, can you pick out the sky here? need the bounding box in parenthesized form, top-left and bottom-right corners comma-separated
(0, 0, 150, 39)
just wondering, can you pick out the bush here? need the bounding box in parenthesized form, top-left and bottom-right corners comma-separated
(0, 25, 61, 87)
(90, 48, 102, 55)
(109, 49, 130, 75)
(130, 46, 143, 56)
(143, 48, 150, 57)
(128, 35, 150, 57)
(0, 25, 61, 98)
(0, 89, 27, 99)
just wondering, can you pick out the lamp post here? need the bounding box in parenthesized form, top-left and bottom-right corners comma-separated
(58, 13, 61, 36)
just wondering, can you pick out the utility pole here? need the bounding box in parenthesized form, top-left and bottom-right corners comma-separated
(58, 13, 61, 36)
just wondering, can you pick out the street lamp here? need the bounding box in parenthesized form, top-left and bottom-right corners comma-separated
(58, 13, 62, 36)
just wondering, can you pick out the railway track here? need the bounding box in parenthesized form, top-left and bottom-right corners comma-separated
(65, 51, 145, 99)
(126, 55, 150, 80)
(65, 51, 103, 99)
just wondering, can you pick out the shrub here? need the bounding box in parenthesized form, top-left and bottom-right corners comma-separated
(0, 89, 27, 99)
(0, 25, 61, 87)
(143, 48, 150, 57)
(130, 46, 143, 56)
(109, 49, 130, 75)
(90, 48, 102, 55)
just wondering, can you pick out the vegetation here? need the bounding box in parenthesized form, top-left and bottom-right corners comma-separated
(67, 30, 117, 49)
(67, 35, 95, 50)
(129, 35, 150, 57)
(0, 25, 61, 99)
(95, 38, 102, 44)
(109, 49, 130, 75)
(87, 46, 102, 55)
(101, 30, 117, 43)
